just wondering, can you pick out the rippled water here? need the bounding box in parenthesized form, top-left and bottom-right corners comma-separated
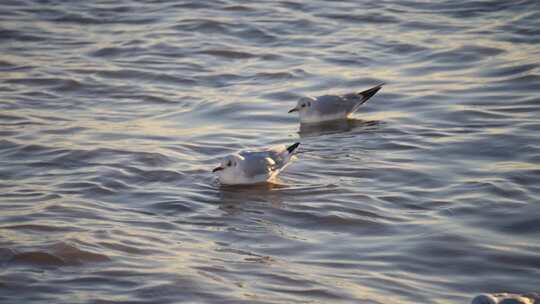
(1, 0, 540, 303)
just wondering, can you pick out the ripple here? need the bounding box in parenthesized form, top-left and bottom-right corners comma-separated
(6, 242, 110, 267)
(0, 29, 47, 42)
(5, 77, 82, 89)
(1, 224, 83, 233)
(9, 251, 66, 267)
(89, 46, 147, 58)
(317, 12, 399, 24)
(173, 19, 232, 34)
(197, 49, 259, 59)
(479, 63, 538, 78)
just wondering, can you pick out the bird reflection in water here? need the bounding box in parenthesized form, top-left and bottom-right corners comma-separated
(299, 119, 380, 137)
(217, 182, 288, 215)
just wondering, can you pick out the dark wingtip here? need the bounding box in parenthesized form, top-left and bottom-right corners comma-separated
(286, 142, 300, 154)
(358, 83, 384, 104)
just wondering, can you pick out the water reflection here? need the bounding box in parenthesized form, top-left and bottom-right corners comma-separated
(217, 182, 287, 214)
(299, 119, 380, 137)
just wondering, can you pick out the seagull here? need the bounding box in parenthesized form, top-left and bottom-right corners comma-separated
(472, 293, 539, 304)
(212, 142, 300, 185)
(288, 83, 384, 123)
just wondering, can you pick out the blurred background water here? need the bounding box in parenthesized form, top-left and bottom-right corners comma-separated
(1, 0, 540, 303)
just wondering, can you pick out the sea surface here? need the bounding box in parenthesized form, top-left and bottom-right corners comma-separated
(1, 1, 540, 303)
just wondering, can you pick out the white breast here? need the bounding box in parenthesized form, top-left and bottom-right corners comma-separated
(219, 173, 270, 185)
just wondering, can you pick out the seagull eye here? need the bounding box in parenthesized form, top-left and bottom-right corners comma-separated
(301, 104, 305, 108)
(227, 161, 232, 167)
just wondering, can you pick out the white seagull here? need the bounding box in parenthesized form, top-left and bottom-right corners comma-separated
(288, 83, 384, 123)
(212, 142, 300, 185)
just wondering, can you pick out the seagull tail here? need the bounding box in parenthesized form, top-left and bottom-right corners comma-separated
(286, 142, 300, 154)
(357, 83, 384, 105)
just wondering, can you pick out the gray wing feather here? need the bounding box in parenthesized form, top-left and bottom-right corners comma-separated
(315, 95, 358, 115)
(311, 85, 383, 118)
(343, 93, 368, 113)
(239, 151, 278, 178)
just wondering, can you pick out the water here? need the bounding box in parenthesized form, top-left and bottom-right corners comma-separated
(1, 0, 540, 303)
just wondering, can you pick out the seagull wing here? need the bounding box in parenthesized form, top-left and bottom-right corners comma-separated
(346, 83, 384, 112)
(268, 144, 299, 168)
(314, 95, 354, 116)
(315, 84, 384, 115)
(238, 151, 277, 179)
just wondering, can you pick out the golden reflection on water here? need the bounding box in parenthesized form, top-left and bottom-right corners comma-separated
(362, 111, 408, 121)
(484, 161, 540, 172)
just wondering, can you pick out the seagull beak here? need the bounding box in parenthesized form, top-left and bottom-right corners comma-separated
(288, 107, 298, 113)
(212, 166, 223, 173)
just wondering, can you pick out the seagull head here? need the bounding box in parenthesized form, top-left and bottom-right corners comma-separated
(288, 97, 314, 116)
(212, 154, 244, 180)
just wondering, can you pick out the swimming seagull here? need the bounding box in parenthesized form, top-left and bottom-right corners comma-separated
(288, 83, 384, 123)
(212, 142, 300, 185)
